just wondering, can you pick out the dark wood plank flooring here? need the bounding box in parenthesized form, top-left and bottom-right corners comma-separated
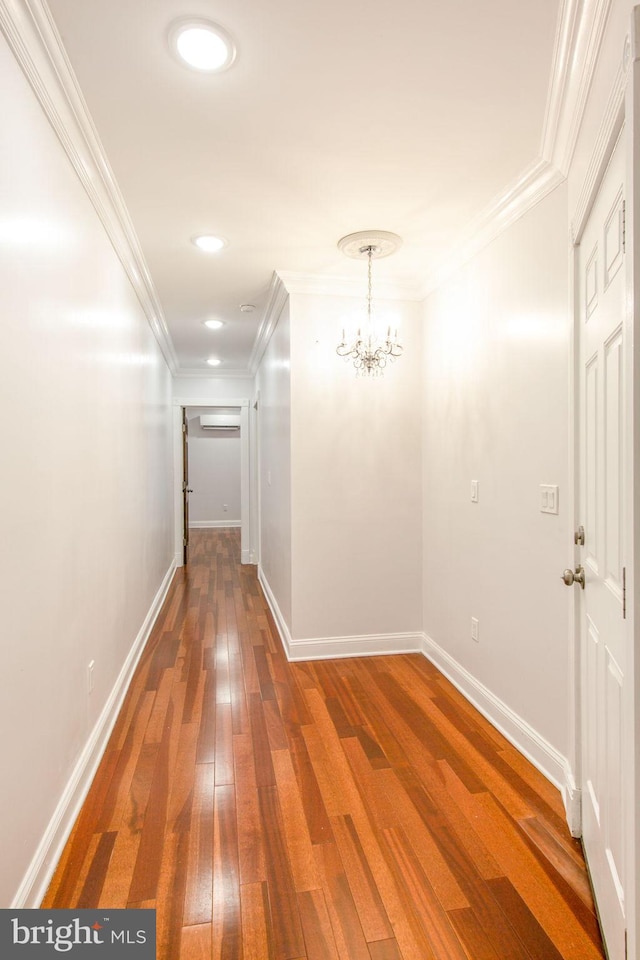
(43, 528, 605, 959)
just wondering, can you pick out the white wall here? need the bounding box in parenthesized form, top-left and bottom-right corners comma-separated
(186, 409, 241, 524)
(421, 183, 570, 754)
(255, 300, 292, 631)
(290, 292, 423, 644)
(0, 36, 174, 906)
(173, 375, 255, 401)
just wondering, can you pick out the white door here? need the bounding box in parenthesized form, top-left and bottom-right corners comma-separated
(576, 129, 627, 960)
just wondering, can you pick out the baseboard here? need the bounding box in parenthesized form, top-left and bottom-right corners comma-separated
(257, 570, 422, 661)
(257, 566, 293, 656)
(562, 762, 582, 837)
(286, 633, 423, 661)
(12, 558, 177, 908)
(420, 631, 568, 793)
(189, 520, 241, 528)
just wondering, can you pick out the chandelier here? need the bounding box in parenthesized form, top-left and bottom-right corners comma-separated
(336, 231, 403, 376)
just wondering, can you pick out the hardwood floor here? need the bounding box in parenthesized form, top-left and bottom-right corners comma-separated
(43, 528, 605, 959)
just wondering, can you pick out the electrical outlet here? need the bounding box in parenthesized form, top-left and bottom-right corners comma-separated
(471, 480, 479, 503)
(223, 503, 228, 512)
(471, 617, 479, 642)
(87, 660, 95, 694)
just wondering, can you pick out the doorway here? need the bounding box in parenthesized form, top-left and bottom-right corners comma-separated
(173, 397, 252, 565)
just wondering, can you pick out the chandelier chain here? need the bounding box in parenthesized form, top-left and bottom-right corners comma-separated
(367, 246, 373, 330)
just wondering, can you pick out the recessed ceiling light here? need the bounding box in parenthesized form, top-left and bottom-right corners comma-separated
(206, 356, 222, 366)
(192, 235, 227, 253)
(203, 319, 225, 330)
(169, 19, 237, 73)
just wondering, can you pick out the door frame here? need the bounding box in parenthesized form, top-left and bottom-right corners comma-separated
(173, 397, 253, 565)
(568, 15, 639, 956)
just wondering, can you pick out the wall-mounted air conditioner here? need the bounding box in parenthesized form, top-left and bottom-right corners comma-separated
(199, 414, 241, 432)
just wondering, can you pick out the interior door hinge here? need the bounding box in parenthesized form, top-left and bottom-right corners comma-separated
(623, 567, 626, 619)
(622, 200, 626, 253)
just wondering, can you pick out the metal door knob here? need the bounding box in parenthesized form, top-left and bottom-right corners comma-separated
(562, 565, 585, 589)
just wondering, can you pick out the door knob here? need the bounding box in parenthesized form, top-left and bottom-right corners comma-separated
(562, 565, 585, 589)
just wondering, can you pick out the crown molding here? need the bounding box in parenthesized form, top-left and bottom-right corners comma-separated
(420, 159, 565, 297)
(540, 0, 614, 173)
(419, 0, 614, 298)
(277, 270, 423, 301)
(248, 272, 289, 374)
(5, 0, 618, 374)
(553, 0, 614, 173)
(540, 0, 583, 165)
(0, 0, 179, 374)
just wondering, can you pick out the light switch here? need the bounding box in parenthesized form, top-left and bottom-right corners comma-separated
(540, 484, 559, 515)
(471, 480, 479, 503)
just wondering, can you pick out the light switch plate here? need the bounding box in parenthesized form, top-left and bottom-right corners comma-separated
(471, 480, 479, 503)
(540, 484, 559, 515)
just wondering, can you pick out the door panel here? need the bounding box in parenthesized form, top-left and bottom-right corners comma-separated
(604, 328, 623, 590)
(578, 130, 626, 960)
(182, 407, 189, 565)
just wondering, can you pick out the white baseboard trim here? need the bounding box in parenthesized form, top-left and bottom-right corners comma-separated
(287, 632, 423, 661)
(12, 558, 177, 908)
(562, 762, 582, 837)
(420, 631, 568, 794)
(189, 520, 241, 528)
(257, 566, 293, 655)
(257, 570, 423, 662)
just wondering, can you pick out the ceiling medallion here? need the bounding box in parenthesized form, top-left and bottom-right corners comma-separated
(336, 231, 403, 377)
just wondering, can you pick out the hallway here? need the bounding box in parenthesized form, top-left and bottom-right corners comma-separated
(43, 529, 605, 959)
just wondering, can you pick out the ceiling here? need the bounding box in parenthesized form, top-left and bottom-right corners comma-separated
(46, 0, 561, 375)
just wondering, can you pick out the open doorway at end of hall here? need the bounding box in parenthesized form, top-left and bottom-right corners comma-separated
(173, 399, 252, 566)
